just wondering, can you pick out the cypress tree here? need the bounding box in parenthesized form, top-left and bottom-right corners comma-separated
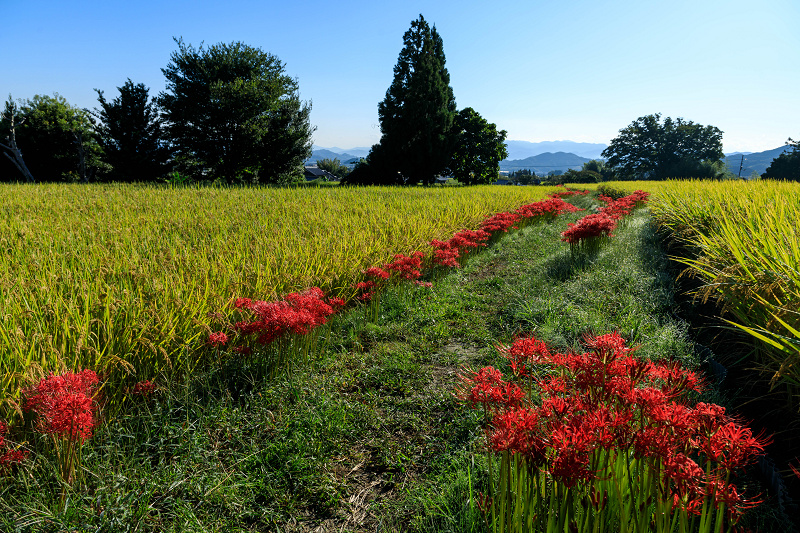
(372, 15, 456, 185)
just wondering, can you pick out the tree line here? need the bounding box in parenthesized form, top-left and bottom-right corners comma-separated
(2, 19, 796, 185)
(0, 39, 314, 185)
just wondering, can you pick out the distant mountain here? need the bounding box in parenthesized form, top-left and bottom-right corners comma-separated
(307, 145, 371, 165)
(505, 140, 607, 161)
(500, 152, 591, 174)
(306, 147, 362, 164)
(325, 146, 371, 158)
(724, 145, 794, 177)
(308, 141, 606, 166)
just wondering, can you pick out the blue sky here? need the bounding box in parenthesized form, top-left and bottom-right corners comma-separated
(3, 0, 798, 153)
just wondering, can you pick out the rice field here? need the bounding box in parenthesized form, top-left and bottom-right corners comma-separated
(643, 179, 800, 404)
(0, 183, 562, 414)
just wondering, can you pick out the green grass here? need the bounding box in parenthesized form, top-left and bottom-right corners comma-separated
(1, 195, 792, 532)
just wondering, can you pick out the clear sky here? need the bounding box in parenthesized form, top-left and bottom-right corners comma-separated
(3, 0, 798, 153)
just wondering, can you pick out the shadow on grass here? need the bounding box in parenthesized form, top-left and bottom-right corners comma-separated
(541, 248, 598, 282)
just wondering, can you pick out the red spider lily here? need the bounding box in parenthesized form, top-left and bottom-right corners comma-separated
(583, 331, 631, 359)
(632, 425, 679, 460)
(328, 297, 346, 309)
(23, 370, 99, 443)
(457, 367, 526, 410)
(430, 244, 460, 268)
(489, 407, 546, 464)
(234, 287, 337, 346)
(459, 332, 768, 528)
(0, 449, 28, 472)
(353, 265, 392, 300)
(663, 452, 705, 496)
(690, 402, 728, 435)
(430, 229, 490, 267)
(365, 266, 390, 280)
(384, 251, 424, 281)
(548, 420, 597, 487)
(480, 211, 521, 233)
(131, 380, 156, 396)
(705, 477, 763, 522)
(355, 281, 375, 291)
(517, 197, 583, 219)
(501, 336, 551, 367)
(414, 281, 433, 288)
(234, 297, 252, 309)
(625, 387, 671, 416)
(650, 402, 694, 434)
(538, 395, 579, 419)
(233, 346, 252, 356)
(561, 213, 617, 244)
(208, 331, 229, 347)
(0, 420, 6, 447)
(358, 291, 375, 301)
(702, 421, 770, 471)
(645, 360, 705, 395)
(791, 460, 800, 479)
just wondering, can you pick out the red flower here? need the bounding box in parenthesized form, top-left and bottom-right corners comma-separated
(561, 214, 617, 244)
(489, 407, 545, 464)
(365, 266, 390, 280)
(384, 252, 424, 280)
(328, 297, 346, 309)
(132, 380, 156, 396)
(584, 331, 631, 358)
(233, 287, 337, 346)
(23, 370, 99, 442)
(663, 452, 704, 496)
(703, 421, 769, 471)
(502, 336, 551, 366)
(208, 331, 229, 347)
(457, 366, 522, 409)
(0, 449, 28, 471)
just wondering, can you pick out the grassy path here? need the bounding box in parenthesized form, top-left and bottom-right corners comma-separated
(1, 199, 788, 532)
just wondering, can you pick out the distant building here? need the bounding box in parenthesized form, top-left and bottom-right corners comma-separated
(303, 166, 338, 181)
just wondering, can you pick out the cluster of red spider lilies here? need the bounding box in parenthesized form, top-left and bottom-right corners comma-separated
(561, 190, 650, 252)
(459, 333, 768, 532)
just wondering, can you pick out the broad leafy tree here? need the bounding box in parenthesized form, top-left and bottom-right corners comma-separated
(316, 157, 350, 179)
(762, 138, 800, 180)
(158, 39, 314, 184)
(94, 79, 170, 182)
(602, 113, 724, 180)
(448, 107, 507, 185)
(0, 94, 105, 182)
(359, 15, 457, 185)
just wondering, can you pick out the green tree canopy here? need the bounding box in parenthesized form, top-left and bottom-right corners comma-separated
(509, 169, 538, 185)
(315, 158, 350, 180)
(601, 113, 724, 180)
(94, 79, 170, 182)
(0, 94, 105, 182)
(355, 15, 456, 185)
(762, 138, 800, 180)
(158, 39, 314, 184)
(448, 107, 507, 185)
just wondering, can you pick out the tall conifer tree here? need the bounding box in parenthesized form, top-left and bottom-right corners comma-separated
(372, 15, 456, 185)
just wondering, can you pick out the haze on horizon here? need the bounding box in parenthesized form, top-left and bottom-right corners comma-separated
(3, 0, 798, 154)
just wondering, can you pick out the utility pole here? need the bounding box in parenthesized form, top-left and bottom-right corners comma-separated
(738, 155, 745, 178)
